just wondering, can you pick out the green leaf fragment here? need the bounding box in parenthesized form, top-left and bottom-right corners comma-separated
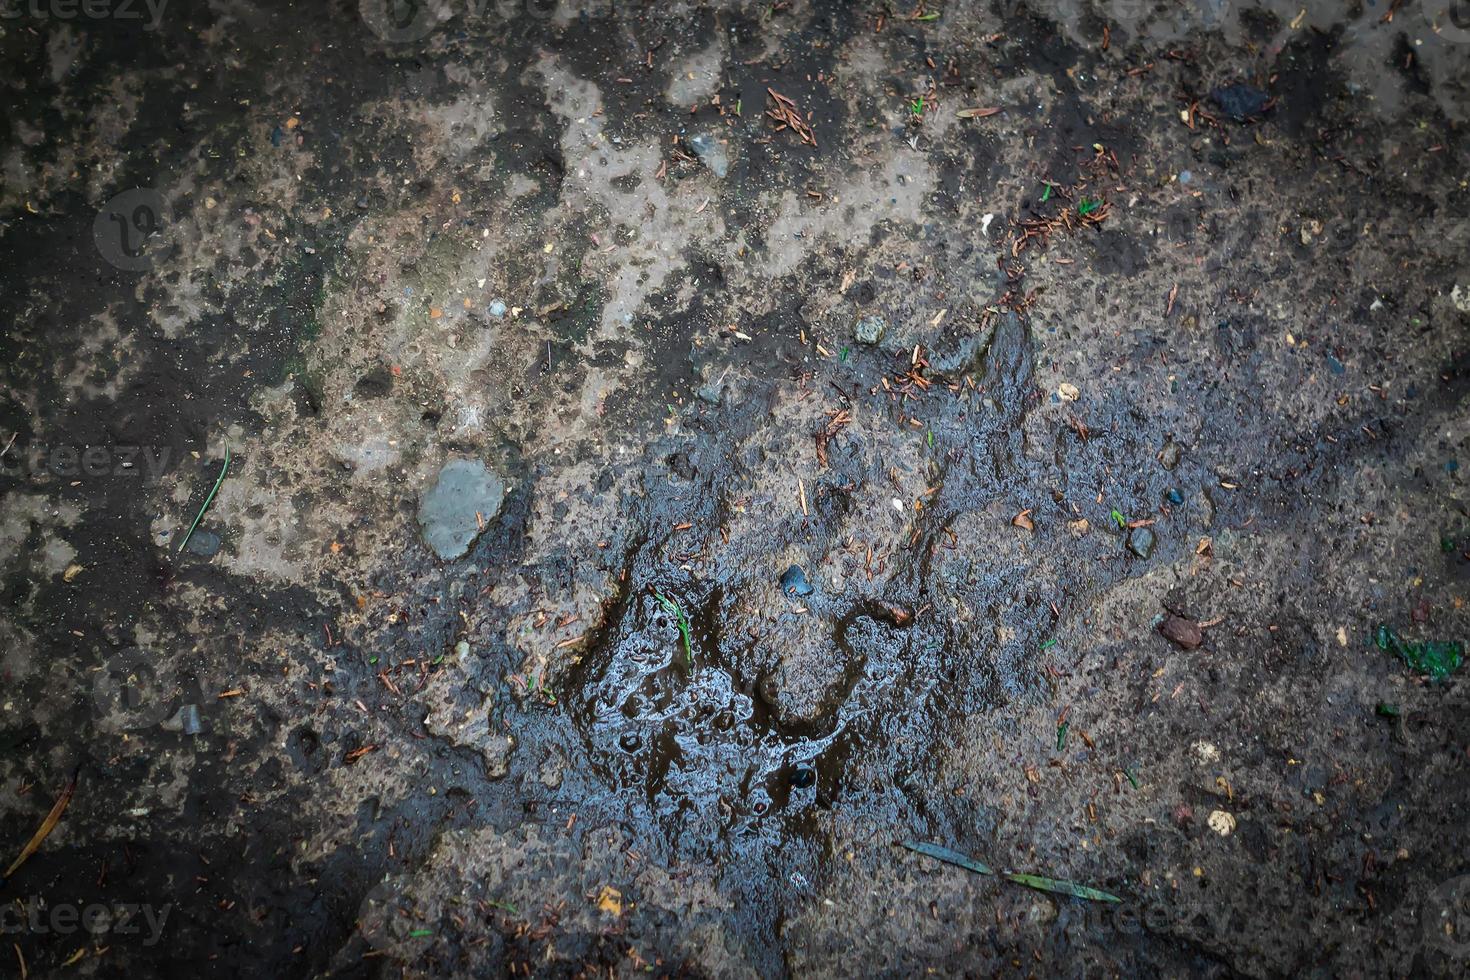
(1040, 184, 1052, 202)
(1375, 624, 1463, 681)
(1078, 198, 1101, 216)
(1111, 509, 1127, 529)
(1056, 721, 1069, 751)
(901, 841, 993, 875)
(654, 589, 694, 666)
(1004, 872, 1121, 903)
(408, 929, 433, 938)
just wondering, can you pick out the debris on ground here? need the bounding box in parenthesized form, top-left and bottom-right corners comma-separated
(901, 841, 1120, 902)
(779, 564, 814, 597)
(1375, 625, 1464, 680)
(652, 589, 693, 665)
(3, 767, 79, 882)
(1209, 83, 1272, 121)
(417, 458, 506, 560)
(686, 133, 729, 177)
(1004, 872, 1121, 903)
(900, 841, 992, 875)
(1157, 613, 1203, 650)
(854, 314, 887, 345)
(765, 87, 817, 145)
(178, 448, 230, 554)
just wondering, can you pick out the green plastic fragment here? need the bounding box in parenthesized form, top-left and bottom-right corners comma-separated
(1375, 624, 1463, 681)
(1374, 702, 1400, 718)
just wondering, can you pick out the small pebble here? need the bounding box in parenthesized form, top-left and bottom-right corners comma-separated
(779, 564, 814, 597)
(1127, 526, 1156, 559)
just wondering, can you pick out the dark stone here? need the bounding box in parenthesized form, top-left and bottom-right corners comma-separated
(1127, 527, 1156, 559)
(1210, 83, 1271, 122)
(1158, 614, 1203, 650)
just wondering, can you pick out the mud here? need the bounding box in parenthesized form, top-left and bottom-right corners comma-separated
(2, 0, 1469, 976)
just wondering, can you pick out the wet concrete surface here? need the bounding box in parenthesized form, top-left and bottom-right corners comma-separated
(2, 0, 1469, 975)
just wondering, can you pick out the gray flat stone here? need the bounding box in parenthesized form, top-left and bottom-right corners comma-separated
(854, 315, 887, 345)
(418, 459, 506, 560)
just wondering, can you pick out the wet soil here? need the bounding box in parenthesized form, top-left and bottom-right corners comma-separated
(2, 0, 1469, 976)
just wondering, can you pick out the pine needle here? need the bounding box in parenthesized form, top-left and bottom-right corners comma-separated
(902, 841, 1122, 903)
(1003, 871, 1121, 903)
(178, 447, 231, 553)
(900, 841, 993, 875)
(3, 767, 80, 883)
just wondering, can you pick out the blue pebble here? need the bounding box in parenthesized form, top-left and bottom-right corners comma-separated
(779, 564, 814, 597)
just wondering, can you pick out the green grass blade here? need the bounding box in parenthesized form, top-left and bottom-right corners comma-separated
(178, 447, 230, 553)
(900, 841, 993, 875)
(1004, 871, 1120, 903)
